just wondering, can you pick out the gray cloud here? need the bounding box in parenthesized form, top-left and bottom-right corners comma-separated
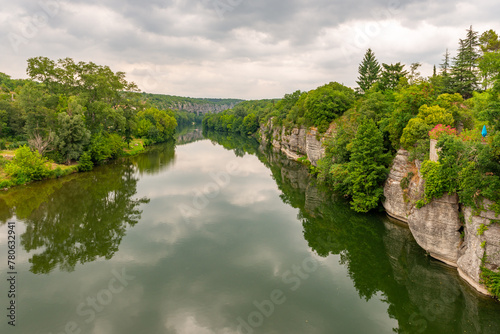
(1, 0, 499, 99)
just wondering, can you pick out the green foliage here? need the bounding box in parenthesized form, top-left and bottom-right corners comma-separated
(53, 113, 91, 164)
(4, 146, 52, 182)
(400, 172, 414, 190)
(477, 223, 489, 236)
(304, 82, 355, 132)
(89, 132, 125, 164)
(135, 107, 177, 143)
(381, 82, 436, 149)
(78, 151, 93, 172)
(480, 267, 500, 298)
(450, 26, 480, 98)
(203, 99, 273, 136)
(419, 160, 447, 204)
(379, 62, 408, 91)
(400, 104, 454, 150)
(142, 92, 243, 111)
(356, 48, 381, 94)
(242, 113, 259, 135)
(344, 119, 390, 212)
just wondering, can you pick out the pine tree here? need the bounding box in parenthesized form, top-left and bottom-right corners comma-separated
(450, 26, 480, 98)
(356, 48, 381, 94)
(440, 49, 453, 93)
(379, 62, 408, 91)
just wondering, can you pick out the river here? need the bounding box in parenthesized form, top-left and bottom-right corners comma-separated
(0, 128, 499, 334)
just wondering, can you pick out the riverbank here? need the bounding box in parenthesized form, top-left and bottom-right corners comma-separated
(0, 138, 146, 190)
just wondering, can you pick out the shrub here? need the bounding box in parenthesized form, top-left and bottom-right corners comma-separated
(4, 145, 52, 182)
(78, 151, 93, 172)
(89, 133, 124, 164)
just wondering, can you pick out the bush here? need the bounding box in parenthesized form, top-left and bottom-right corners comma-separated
(89, 133, 125, 164)
(78, 151, 93, 172)
(4, 145, 52, 182)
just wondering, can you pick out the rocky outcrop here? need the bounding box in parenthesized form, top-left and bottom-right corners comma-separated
(383, 149, 462, 266)
(407, 192, 462, 267)
(259, 121, 327, 166)
(382, 149, 415, 222)
(383, 149, 500, 296)
(458, 199, 500, 295)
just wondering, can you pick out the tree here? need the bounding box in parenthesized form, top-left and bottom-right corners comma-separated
(54, 113, 91, 164)
(408, 62, 422, 85)
(479, 29, 500, 53)
(135, 107, 177, 143)
(304, 82, 355, 132)
(440, 49, 453, 93)
(356, 49, 381, 94)
(379, 62, 408, 91)
(450, 26, 480, 98)
(345, 118, 390, 212)
(380, 82, 436, 149)
(400, 104, 454, 150)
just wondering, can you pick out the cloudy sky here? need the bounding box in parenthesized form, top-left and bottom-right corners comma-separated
(1, 0, 499, 99)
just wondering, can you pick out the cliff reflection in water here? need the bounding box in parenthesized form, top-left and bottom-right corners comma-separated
(130, 127, 203, 176)
(205, 131, 500, 334)
(0, 162, 149, 274)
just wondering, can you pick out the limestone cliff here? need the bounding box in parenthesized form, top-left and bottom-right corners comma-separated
(259, 121, 499, 297)
(458, 200, 500, 295)
(383, 150, 499, 296)
(173, 102, 238, 115)
(259, 120, 327, 166)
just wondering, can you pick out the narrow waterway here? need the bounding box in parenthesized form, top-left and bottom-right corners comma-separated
(0, 128, 499, 334)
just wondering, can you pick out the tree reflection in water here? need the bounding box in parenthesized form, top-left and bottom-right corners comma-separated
(0, 162, 149, 274)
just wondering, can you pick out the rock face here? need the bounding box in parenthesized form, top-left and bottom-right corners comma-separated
(383, 149, 462, 266)
(383, 150, 500, 295)
(259, 120, 326, 166)
(457, 199, 500, 295)
(407, 192, 462, 267)
(382, 149, 415, 222)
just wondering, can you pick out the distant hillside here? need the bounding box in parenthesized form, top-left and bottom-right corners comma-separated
(142, 93, 244, 115)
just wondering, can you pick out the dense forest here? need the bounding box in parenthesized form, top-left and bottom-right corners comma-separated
(202, 27, 500, 218)
(0, 57, 210, 187)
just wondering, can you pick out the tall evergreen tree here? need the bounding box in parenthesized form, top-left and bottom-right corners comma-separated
(450, 26, 480, 98)
(440, 49, 453, 93)
(379, 62, 408, 91)
(356, 48, 381, 94)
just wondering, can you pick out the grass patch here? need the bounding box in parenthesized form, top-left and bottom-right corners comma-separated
(123, 138, 145, 156)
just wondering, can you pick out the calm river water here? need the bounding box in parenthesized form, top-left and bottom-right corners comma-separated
(0, 128, 499, 334)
